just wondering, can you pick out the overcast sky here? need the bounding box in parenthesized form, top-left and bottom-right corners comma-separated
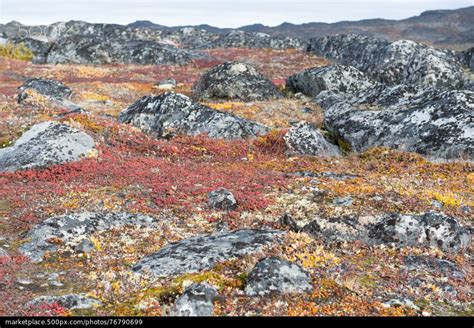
(0, 0, 472, 27)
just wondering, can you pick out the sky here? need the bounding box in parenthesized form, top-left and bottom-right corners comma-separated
(0, 0, 472, 27)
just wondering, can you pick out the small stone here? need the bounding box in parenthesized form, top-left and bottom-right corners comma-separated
(75, 238, 95, 254)
(17, 78, 72, 103)
(333, 196, 353, 206)
(170, 283, 219, 317)
(245, 257, 312, 296)
(208, 188, 237, 211)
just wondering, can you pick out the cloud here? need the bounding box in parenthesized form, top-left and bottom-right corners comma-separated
(0, 0, 472, 27)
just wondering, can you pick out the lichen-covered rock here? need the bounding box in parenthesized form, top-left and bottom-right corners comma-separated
(286, 64, 375, 97)
(457, 47, 474, 72)
(133, 229, 285, 277)
(19, 212, 157, 263)
(216, 30, 303, 50)
(368, 212, 471, 252)
(284, 122, 341, 157)
(208, 188, 237, 211)
(118, 92, 269, 140)
(46, 34, 205, 65)
(307, 34, 464, 88)
(18, 78, 72, 103)
(192, 61, 283, 101)
(170, 283, 219, 317)
(403, 256, 465, 279)
(317, 89, 474, 161)
(0, 121, 95, 173)
(245, 257, 312, 296)
(26, 294, 101, 310)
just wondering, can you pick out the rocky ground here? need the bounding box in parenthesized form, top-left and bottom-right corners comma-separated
(0, 32, 472, 317)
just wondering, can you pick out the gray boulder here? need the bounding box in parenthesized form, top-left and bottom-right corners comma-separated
(368, 212, 471, 252)
(118, 92, 269, 140)
(170, 283, 219, 317)
(403, 256, 465, 279)
(26, 294, 101, 310)
(133, 229, 285, 277)
(216, 30, 303, 50)
(245, 257, 312, 296)
(18, 78, 72, 103)
(284, 122, 341, 157)
(192, 61, 283, 102)
(19, 212, 157, 263)
(286, 64, 375, 97)
(307, 34, 464, 88)
(317, 89, 474, 161)
(0, 121, 95, 173)
(208, 188, 237, 211)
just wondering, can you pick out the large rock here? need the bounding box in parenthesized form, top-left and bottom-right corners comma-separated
(216, 30, 303, 50)
(26, 294, 101, 310)
(18, 78, 72, 103)
(245, 257, 312, 296)
(46, 34, 204, 65)
(284, 122, 341, 157)
(368, 212, 471, 252)
(192, 61, 283, 101)
(302, 212, 471, 252)
(286, 64, 375, 97)
(317, 89, 474, 161)
(19, 212, 157, 263)
(118, 92, 269, 140)
(170, 283, 219, 317)
(133, 229, 285, 277)
(307, 34, 464, 88)
(403, 256, 465, 279)
(0, 121, 95, 173)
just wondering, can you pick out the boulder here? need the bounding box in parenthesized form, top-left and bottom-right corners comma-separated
(245, 257, 312, 296)
(284, 122, 341, 157)
(286, 64, 375, 97)
(403, 256, 465, 279)
(19, 212, 157, 263)
(118, 92, 269, 140)
(26, 294, 101, 310)
(133, 229, 285, 277)
(208, 188, 237, 211)
(216, 30, 303, 50)
(368, 212, 471, 252)
(0, 121, 95, 173)
(307, 34, 464, 88)
(317, 89, 474, 161)
(46, 34, 205, 65)
(170, 283, 219, 317)
(18, 78, 72, 103)
(192, 61, 283, 101)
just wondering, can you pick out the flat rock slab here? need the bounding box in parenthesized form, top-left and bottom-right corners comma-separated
(284, 121, 341, 157)
(133, 229, 285, 277)
(20, 212, 157, 263)
(26, 294, 101, 310)
(286, 64, 375, 97)
(245, 257, 312, 296)
(18, 78, 72, 103)
(192, 61, 283, 102)
(170, 283, 219, 317)
(119, 92, 269, 140)
(0, 121, 95, 173)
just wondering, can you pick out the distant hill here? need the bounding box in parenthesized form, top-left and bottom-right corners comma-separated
(128, 6, 474, 50)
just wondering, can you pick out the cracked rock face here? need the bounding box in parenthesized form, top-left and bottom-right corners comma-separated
(192, 61, 283, 101)
(208, 188, 237, 211)
(26, 294, 102, 310)
(0, 121, 95, 173)
(17, 78, 72, 103)
(19, 212, 157, 263)
(307, 34, 464, 88)
(119, 92, 269, 140)
(133, 229, 285, 277)
(245, 257, 312, 296)
(170, 283, 219, 317)
(286, 64, 375, 97)
(317, 89, 474, 161)
(284, 121, 341, 157)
